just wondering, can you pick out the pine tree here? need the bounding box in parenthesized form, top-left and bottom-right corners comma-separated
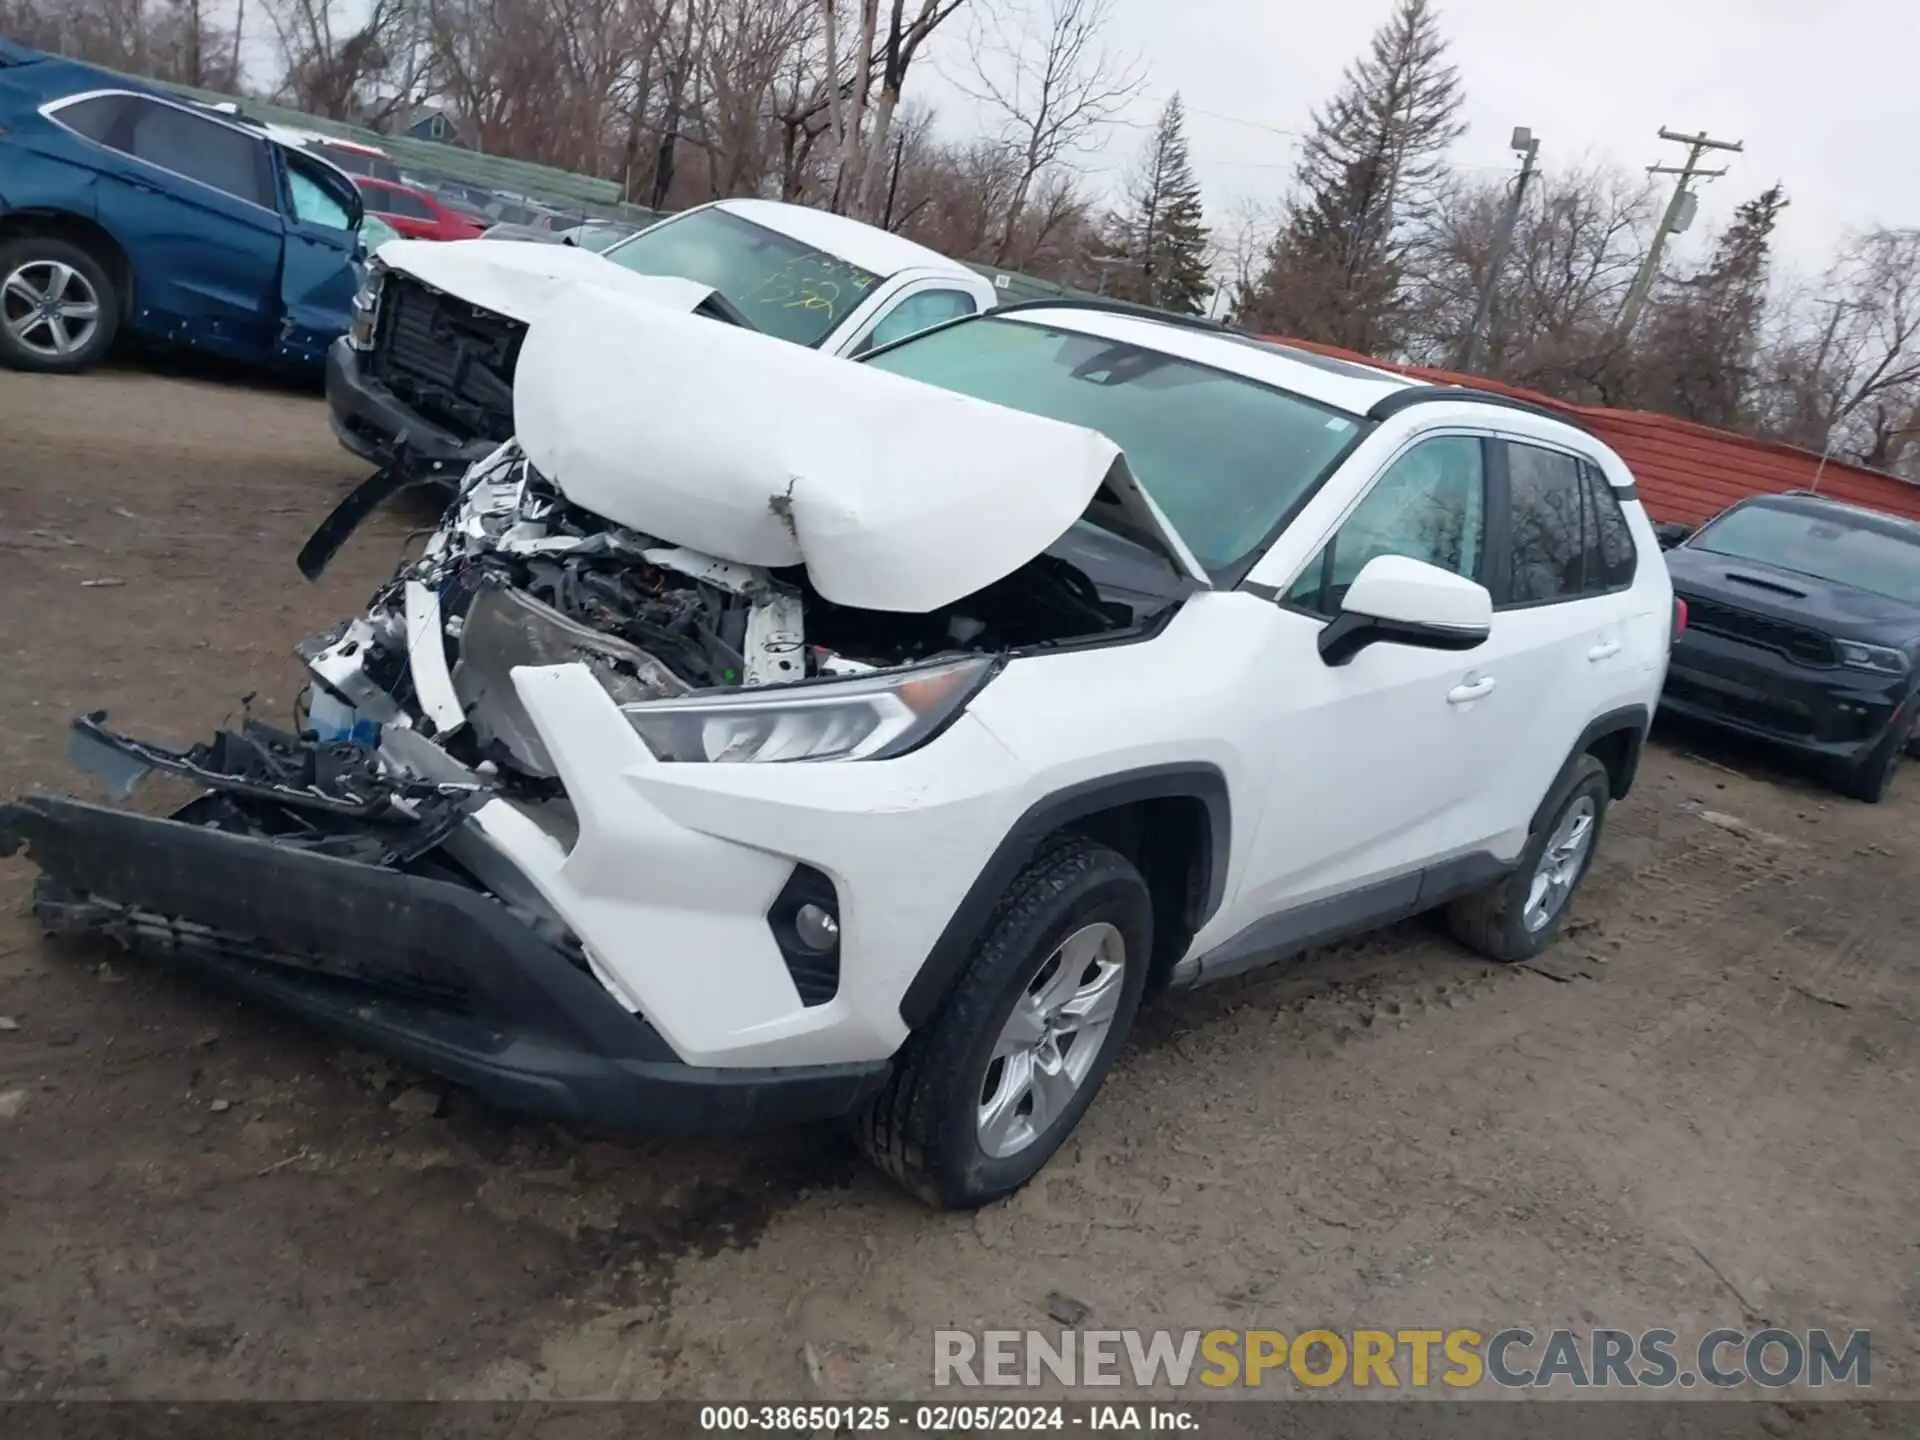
(1637, 185, 1788, 426)
(1238, 0, 1464, 352)
(1105, 95, 1212, 315)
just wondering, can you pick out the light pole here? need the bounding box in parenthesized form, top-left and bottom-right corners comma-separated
(1460, 126, 1540, 374)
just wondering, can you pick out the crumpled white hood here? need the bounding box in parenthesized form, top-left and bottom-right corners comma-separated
(376, 238, 716, 324)
(513, 281, 1203, 613)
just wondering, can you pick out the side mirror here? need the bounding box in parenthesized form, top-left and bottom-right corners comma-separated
(1318, 555, 1492, 667)
(1654, 521, 1694, 550)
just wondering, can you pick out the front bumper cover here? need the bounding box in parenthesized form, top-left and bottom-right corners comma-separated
(325, 338, 497, 480)
(0, 795, 889, 1133)
(1662, 627, 1915, 760)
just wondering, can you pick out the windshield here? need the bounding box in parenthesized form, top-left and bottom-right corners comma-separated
(860, 315, 1367, 573)
(602, 208, 880, 347)
(1691, 502, 1920, 605)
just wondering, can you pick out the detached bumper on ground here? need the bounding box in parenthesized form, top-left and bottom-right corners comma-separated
(324, 338, 498, 479)
(0, 795, 889, 1133)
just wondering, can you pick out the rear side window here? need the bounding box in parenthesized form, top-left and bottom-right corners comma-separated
(1502, 442, 1587, 604)
(1500, 441, 1638, 605)
(49, 94, 135, 144)
(112, 98, 274, 208)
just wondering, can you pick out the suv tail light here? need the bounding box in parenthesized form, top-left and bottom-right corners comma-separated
(1671, 597, 1689, 647)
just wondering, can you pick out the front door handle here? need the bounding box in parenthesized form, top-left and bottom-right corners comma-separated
(1447, 676, 1496, 705)
(1587, 640, 1622, 662)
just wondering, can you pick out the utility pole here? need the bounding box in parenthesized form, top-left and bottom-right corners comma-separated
(1616, 126, 1744, 338)
(1460, 126, 1541, 374)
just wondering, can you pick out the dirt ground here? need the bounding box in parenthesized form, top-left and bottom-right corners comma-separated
(0, 368, 1916, 1408)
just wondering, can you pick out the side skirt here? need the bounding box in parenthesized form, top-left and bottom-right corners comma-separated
(1169, 850, 1513, 988)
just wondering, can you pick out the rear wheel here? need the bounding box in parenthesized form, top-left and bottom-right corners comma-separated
(1447, 754, 1611, 963)
(859, 836, 1151, 1210)
(0, 237, 120, 373)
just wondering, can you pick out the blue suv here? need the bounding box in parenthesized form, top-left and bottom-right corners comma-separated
(0, 42, 364, 374)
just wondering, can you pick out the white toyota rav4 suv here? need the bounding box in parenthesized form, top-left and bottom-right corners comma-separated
(3, 293, 1674, 1209)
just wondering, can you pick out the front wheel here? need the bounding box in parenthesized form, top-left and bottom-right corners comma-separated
(859, 836, 1152, 1210)
(0, 237, 120, 373)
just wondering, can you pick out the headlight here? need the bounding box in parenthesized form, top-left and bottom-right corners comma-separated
(622, 656, 995, 763)
(348, 264, 384, 349)
(1835, 640, 1910, 675)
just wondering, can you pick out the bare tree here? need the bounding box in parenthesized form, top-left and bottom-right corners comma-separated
(957, 0, 1141, 264)
(817, 0, 968, 221)
(1401, 160, 1658, 399)
(3, 0, 242, 88)
(262, 0, 406, 119)
(1755, 228, 1920, 474)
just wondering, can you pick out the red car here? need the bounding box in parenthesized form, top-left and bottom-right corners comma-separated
(352, 178, 486, 242)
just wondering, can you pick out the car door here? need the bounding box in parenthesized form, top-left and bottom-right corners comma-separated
(71, 94, 284, 360)
(1211, 433, 1505, 958)
(273, 147, 362, 369)
(1467, 437, 1635, 846)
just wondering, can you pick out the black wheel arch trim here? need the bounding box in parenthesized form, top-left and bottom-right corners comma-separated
(1530, 704, 1650, 835)
(898, 763, 1231, 1030)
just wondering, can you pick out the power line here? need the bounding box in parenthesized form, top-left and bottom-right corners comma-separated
(1179, 103, 1300, 138)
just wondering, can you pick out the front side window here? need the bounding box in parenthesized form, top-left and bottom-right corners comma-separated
(1690, 502, 1920, 606)
(860, 315, 1368, 576)
(1286, 435, 1487, 616)
(602, 208, 881, 347)
(283, 152, 354, 229)
(117, 98, 273, 208)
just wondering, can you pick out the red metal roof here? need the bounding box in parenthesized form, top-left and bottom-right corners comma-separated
(1265, 337, 1920, 526)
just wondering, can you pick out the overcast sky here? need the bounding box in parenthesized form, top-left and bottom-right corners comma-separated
(240, 0, 1917, 274)
(918, 0, 1920, 276)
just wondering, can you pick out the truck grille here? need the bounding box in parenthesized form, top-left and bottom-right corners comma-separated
(371, 273, 523, 444)
(1673, 591, 1836, 668)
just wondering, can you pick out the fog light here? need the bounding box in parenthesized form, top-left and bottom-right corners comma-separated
(794, 903, 839, 951)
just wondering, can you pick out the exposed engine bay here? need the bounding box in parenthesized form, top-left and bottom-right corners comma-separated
(72, 441, 1190, 850)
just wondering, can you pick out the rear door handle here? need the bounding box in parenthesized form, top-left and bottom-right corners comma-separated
(1447, 676, 1496, 705)
(1587, 640, 1622, 662)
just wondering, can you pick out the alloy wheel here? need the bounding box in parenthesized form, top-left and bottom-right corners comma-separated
(1523, 795, 1596, 932)
(976, 921, 1128, 1159)
(3, 260, 101, 360)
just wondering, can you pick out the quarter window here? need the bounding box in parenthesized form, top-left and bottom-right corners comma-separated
(1583, 464, 1639, 591)
(49, 94, 135, 144)
(1286, 435, 1487, 617)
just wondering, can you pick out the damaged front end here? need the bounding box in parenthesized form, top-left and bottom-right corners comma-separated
(2, 421, 1188, 1130)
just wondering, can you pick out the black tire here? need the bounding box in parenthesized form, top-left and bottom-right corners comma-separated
(859, 836, 1152, 1210)
(0, 236, 121, 373)
(1836, 718, 1908, 805)
(1446, 754, 1611, 963)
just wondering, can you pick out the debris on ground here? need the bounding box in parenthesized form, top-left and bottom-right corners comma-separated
(389, 1086, 446, 1120)
(0, 1089, 28, 1119)
(1044, 1291, 1091, 1325)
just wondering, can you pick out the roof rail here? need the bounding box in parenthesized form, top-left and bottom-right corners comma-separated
(990, 296, 1234, 336)
(1365, 384, 1590, 432)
